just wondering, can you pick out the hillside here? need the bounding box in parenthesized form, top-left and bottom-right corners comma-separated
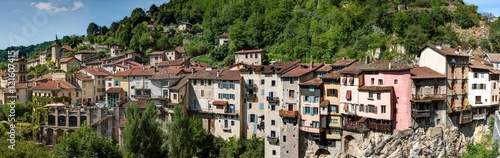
(1, 0, 499, 66)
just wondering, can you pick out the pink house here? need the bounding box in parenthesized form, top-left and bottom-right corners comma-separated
(359, 60, 412, 131)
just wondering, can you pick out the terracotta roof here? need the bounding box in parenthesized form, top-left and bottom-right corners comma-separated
(358, 86, 393, 91)
(322, 71, 340, 79)
(62, 45, 74, 52)
(75, 50, 96, 54)
(411, 67, 446, 79)
(1, 88, 12, 94)
(418, 45, 469, 57)
(106, 87, 123, 93)
(175, 46, 185, 53)
(216, 70, 241, 81)
(31, 80, 76, 90)
(316, 64, 332, 72)
(81, 68, 111, 76)
(299, 78, 323, 86)
(332, 59, 357, 67)
(123, 100, 147, 109)
(320, 100, 330, 107)
(281, 63, 323, 77)
(188, 69, 221, 79)
(112, 57, 132, 64)
(149, 51, 165, 56)
(60, 57, 79, 63)
(40, 50, 48, 55)
(170, 76, 189, 90)
(163, 66, 187, 75)
(105, 76, 112, 79)
(340, 62, 366, 74)
(361, 60, 412, 71)
(86, 59, 103, 65)
(470, 57, 492, 70)
(212, 100, 228, 106)
(157, 56, 191, 66)
(118, 67, 155, 76)
(490, 69, 500, 74)
(485, 53, 500, 62)
(151, 72, 182, 80)
(234, 49, 264, 54)
(75, 72, 93, 81)
(15, 83, 34, 89)
(128, 61, 142, 66)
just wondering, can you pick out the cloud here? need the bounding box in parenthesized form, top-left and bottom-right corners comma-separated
(31, 1, 83, 13)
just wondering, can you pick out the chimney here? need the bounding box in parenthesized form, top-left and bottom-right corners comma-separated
(436, 44, 442, 50)
(342, 56, 346, 60)
(154, 66, 157, 72)
(310, 61, 314, 69)
(217, 70, 220, 77)
(192, 68, 195, 75)
(365, 55, 370, 64)
(388, 62, 392, 70)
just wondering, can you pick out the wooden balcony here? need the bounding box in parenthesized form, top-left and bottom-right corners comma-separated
(245, 84, 257, 89)
(343, 122, 360, 131)
(222, 126, 231, 132)
(267, 136, 279, 145)
(132, 95, 151, 100)
(279, 109, 298, 118)
(245, 94, 257, 99)
(411, 94, 446, 102)
(459, 112, 473, 124)
(368, 122, 391, 132)
(473, 113, 487, 120)
(266, 97, 279, 103)
(326, 134, 341, 140)
(412, 109, 430, 118)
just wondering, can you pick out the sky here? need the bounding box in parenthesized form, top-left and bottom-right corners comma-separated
(0, 0, 498, 49)
(0, 0, 168, 49)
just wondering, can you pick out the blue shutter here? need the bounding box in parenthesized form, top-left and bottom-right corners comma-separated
(253, 124, 257, 133)
(302, 106, 306, 114)
(247, 103, 250, 109)
(260, 103, 264, 110)
(261, 89, 265, 95)
(248, 114, 251, 123)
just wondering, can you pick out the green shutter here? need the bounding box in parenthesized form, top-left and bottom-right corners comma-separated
(248, 114, 251, 123)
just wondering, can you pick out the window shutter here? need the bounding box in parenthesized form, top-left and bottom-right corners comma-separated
(365, 105, 368, 112)
(247, 103, 250, 109)
(248, 114, 251, 123)
(260, 103, 264, 110)
(261, 89, 265, 95)
(374, 106, 378, 114)
(302, 107, 306, 114)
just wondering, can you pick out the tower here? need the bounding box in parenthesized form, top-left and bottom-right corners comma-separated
(51, 34, 62, 68)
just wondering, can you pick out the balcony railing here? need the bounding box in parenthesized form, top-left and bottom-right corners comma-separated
(132, 95, 151, 99)
(412, 109, 430, 118)
(245, 84, 257, 89)
(368, 123, 391, 132)
(225, 109, 239, 114)
(460, 112, 473, 124)
(245, 94, 257, 99)
(278, 109, 298, 118)
(222, 126, 231, 132)
(266, 97, 279, 103)
(412, 94, 446, 101)
(267, 136, 279, 145)
(473, 113, 487, 120)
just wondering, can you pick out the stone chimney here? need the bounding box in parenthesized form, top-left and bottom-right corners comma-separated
(154, 66, 157, 72)
(217, 70, 220, 77)
(192, 68, 195, 75)
(310, 61, 314, 70)
(342, 56, 346, 60)
(365, 55, 370, 64)
(388, 62, 392, 70)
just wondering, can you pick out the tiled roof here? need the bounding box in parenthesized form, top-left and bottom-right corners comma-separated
(31, 80, 76, 90)
(123, 100, 147, 109)
(170, 76, 189, 90)
(281, 63, 323, 77)
(320, 100, 330, 107)
(419, 45, 469, 57)
(149, 51, 165, 56)
(106, 87, 123, 93)
(112, 57, 132, 64)
(411, 67, 446, 79)
(15, 83, 34, 89)
(469, 57, 492, 70)
(188, 69, 221, 79)
(60, 56, 79, 63)
(175, 46, 185, 53)
(237, 61, 298, 74)
(299, 78, 323, 86)
(360, 60, 412, 71)
(124, 67, 155, 76)
(216, 70, 241, 81)
(340, 61, 365, 74)
(358, 86, 393, 91)
(218, 32, 228, 38)
(151, 71, 182, 80)
(234, 49, 264, 54)
(62, 45, 74, 52)
(322, 71, 340, 79)
(316, 64, 332, 72)
(332, 59, 357, 67)
(157, 56, 191, 66)
(213, 100, 228, 106)
(81, 68, 111, 76)
(128, 61, 142, 66)
(75, 72, 93, 81)
(40, 50, 48, 55)
(485, 53, 500, 62)
(86, 59, 103, 65)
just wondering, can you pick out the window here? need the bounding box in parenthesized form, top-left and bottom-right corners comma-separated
(250, 114, 256, 122)
(231, 121, 235, 126)
(368, 91, 373, 99)
(108, 83, 111, 87)
(135, 82, 139, 87)
(76, 92, 79, 97)
(271, 105, 276, 111)
(360, 104, 364, 112)
(201, 90, 204, 97)
(333, 119, 339, 124)
(327, 89, 338, 97)
(260, 79, 265, 85)
(304, 107, 311, 114)
(377, 93, 381, 100)
(144, 82, 149, 88)
(283, 136, 286, 142)
(173, 94, 177, 99)
(472, 84, 477, 89)
(245, 54, 248, 58)
(224, 120, 228, 128)
(368, 105, 376, 113)
(474, 73, 478, 78)
(261, 89, 265, 95)
(394, 79, 398, 84)
(381, 105, 386, 113)
(371, 78, 375, 85)
(481, 73, 485, 78)
(114, 81, 119, 86)
(495, 83, 497, 89)
(248, 103, 252, 109)
(271, 120, 275, 126)
(309, 86, 315, 92)
(272, 150, 276, 155)
(271, 80, 276, 86)
(290, 78, 295, 84)
(201, 79, 205, 85)
(313, 107, 319, 115)
(476, 96, 482, 104)
(329, 105, 337, 113)
(378, 79, 383, 85)
(259, 103, 264, 110)
(289, 90, 295, 98)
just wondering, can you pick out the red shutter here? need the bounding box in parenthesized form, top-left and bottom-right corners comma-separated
(349, 77, 354, 84)
(344, 103, 348, 110)
(346, 90, 352, 100)
(342, 77, 346, 83)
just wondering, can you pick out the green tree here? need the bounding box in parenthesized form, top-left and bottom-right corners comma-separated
(67, 66, 80, 74)
(123, 101, 164, 158)
(166, 106, 207, 158)
(0, 140, 51, 157)
(52, 123, 121, 158)
(87, 22, 100, 37)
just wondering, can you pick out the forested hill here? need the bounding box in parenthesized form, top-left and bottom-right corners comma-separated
(2, 0, 500, 65)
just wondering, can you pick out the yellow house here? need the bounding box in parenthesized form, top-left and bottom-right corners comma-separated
(321, 71, 342, 140)
(113, 71, 131, 101)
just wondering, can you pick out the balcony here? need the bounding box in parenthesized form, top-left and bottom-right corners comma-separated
(222, 126, 231, 132)
(412, 109, 430, 118)
(411, 94, 446, 101)
(460, 112, 473, 124)
(326, 134, 341, 140)
(225, 109, 239, 115)
(151, 95, 170, 101)
(368, 122, 391, 132)
(267, 136, 279, 145)
(473, 113, 487, 120)
(266, 97, 279, 103)
(278, 109, 298, 118)
(245, 84, 257, 89)
(132, 95, 151, 100)
(245, 94, 257, 99)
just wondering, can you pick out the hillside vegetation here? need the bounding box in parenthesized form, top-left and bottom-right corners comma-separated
(1, 0, 500, 66)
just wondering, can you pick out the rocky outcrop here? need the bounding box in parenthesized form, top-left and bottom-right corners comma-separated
(334, 126, 488, 158)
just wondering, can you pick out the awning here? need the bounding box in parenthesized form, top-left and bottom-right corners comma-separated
(360, 117, 368, 122)
(320, 100, 330, 107)
(343, 103, 348, 110)
(106, 87, 123, 93)
(212, 100, 228, 106)
(341, 77, 346, 83)
(346, 90, 352, 100)
(349, 77, 354, 84)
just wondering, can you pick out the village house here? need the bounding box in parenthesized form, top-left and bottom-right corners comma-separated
(468, 58, 497, 121)
(484, 53, 500, 70)
(212, 70, 244, 140)
(109, 44, 122, 57)
(320, 70, 342, 152)
(234, 49, 264, 66)
(186, 69, 219, 134)
(410, 67, 447, 128)
(79, 68, 112, 102)
(218, 32, 229, 46)
(74, 72, 95, 105)
(59, 57, 81, 72)
(31, 80, 78, 105)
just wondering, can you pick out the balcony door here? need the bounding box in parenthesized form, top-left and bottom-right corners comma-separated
(288, 104, 293, 111)
(269, 92, 274, 98)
